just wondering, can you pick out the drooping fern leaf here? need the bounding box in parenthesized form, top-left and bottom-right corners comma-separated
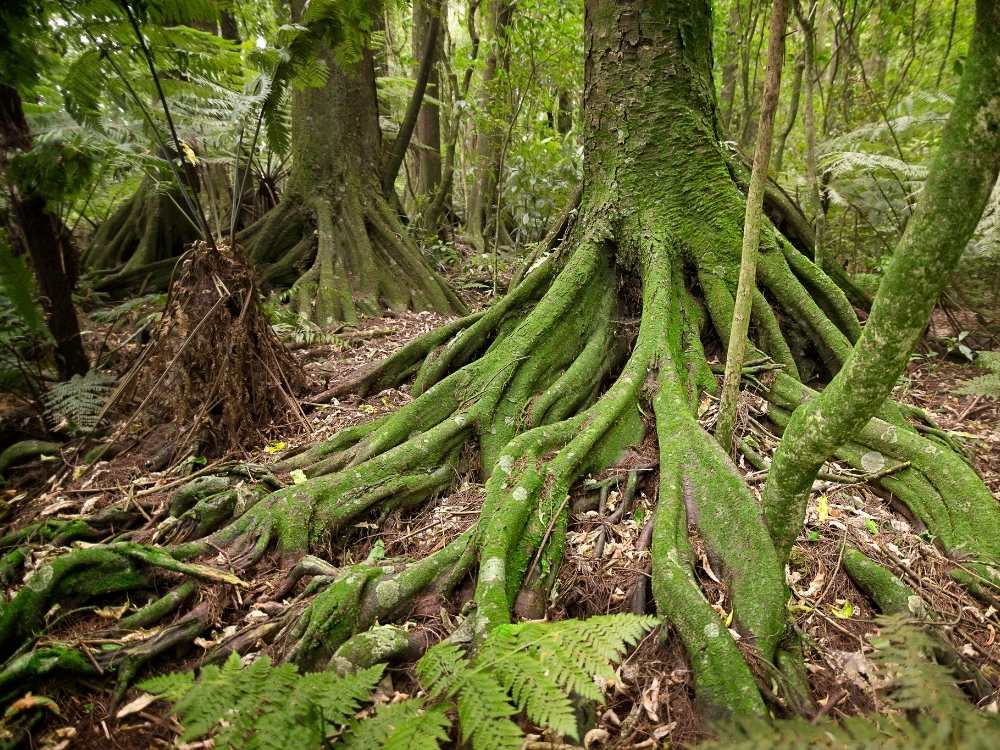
(955, 351, 1000, 399)
(140, 653, 384, 750)
(0, 237, 45, 337)
(42, 370, 115, 435)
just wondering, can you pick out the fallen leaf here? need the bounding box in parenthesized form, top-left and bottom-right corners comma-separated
(641, 677, 661, 721)
(116, 692, 158, 719)
(831, 600, 854, 619)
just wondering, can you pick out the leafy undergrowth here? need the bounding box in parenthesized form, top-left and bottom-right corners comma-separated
(137, 615, 655, 750)
(0, 292, 998, 749)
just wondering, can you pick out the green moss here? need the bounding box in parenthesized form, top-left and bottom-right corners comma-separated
(842, 547, 916, 615)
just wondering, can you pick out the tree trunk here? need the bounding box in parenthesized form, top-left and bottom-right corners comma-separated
(716, 0, 790, 452)
(238, 3, 464, 325)
(411, 0, 444, 198)
(466, 0, 513, 250)
(83, 175, 200, 294)
(0, 84, 89, 379)
(772, 49, 804, 174)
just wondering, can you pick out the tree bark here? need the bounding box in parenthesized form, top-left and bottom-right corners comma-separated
(0, 84, 89, 379)
(716, 0, 790, 453)
(411, 0, 444, 198)
(466, 0, 514, 249)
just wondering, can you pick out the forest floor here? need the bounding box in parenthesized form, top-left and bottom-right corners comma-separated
(3, 272, 999, 749)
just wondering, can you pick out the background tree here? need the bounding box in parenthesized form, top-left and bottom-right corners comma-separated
(238, 0, 463, 325)
(0, 1, 88, 379)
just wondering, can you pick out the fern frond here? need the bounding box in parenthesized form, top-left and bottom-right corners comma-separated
(139, 652, 383, 750)
(457, 671, 522, 750)
(489, 650, 577, 739)
(344, 700, 450, 750)
(43, 370, 115, 435)
(415, 641, 469, 699)
(955, 352, 1000, 399)
(138, 671, 195, 702)
(0, 237, 45, 336)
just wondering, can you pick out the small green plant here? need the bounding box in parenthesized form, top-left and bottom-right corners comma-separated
(141, 613, 657, 750)
(956, 351, 1000, 400)
(42, 370, 115, 435)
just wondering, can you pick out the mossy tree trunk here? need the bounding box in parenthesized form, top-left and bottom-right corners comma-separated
(238, 1, 463, 326)
(83, 174, 200, 294)
(5, 0, 999, 730)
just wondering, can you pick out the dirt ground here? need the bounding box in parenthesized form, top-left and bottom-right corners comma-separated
(2, 289, 999, 749)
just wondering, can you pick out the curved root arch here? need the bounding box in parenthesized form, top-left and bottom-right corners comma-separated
(238, 186, 465, 326)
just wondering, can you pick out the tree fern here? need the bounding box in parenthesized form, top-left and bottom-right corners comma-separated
(42, 370, 116, 435)
(956, 351, 1000, 399)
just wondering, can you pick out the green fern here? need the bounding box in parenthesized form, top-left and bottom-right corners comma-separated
(417, 613, 658, 749)
(140, 653, 384, 750)
(42, 370, 116, 435)
(141, 614, 657, 750)
(955, 351, 1000, 399)
(341, 700, 451, 750)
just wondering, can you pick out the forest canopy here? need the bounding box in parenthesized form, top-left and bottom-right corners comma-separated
(0, 0, 999, 748)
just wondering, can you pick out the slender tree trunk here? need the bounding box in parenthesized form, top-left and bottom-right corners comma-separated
(795, 0, 826, 270)
(772, 50, 804, 174)
(716, 0, 790, 452)
(719, 1, 742, 133)
(383, 0, 442, 196)
(763, 0, 1000, 565)
(556, 90, 573, 134)
(0, 84, 89, 379)
(466, 0, 513, 249)
(411, 0, 444, 198)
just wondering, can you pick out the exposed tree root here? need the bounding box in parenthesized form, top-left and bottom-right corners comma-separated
(6, 29, 1000, 731)
(84, 178, 200, 294)
(4, 176, 997, 725)
(238, 188, 465, 326)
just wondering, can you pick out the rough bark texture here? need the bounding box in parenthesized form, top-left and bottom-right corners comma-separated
(238, 6, 463, 325)
(0, 84, 89, 379)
